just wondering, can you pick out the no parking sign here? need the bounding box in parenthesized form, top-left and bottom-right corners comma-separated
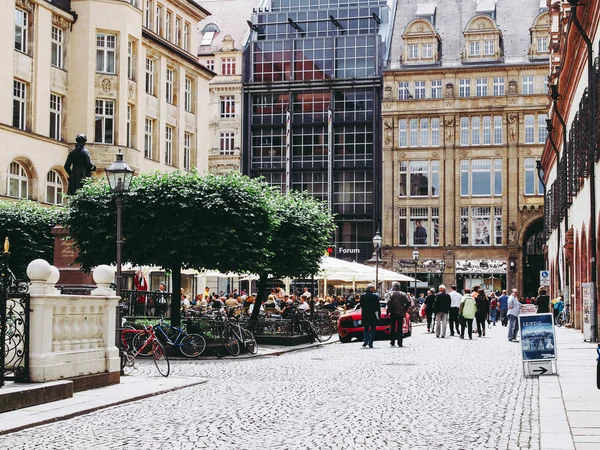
(540, 270, 550, 286)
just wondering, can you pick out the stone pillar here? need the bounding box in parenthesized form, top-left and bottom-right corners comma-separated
(51, 224, 95, 286)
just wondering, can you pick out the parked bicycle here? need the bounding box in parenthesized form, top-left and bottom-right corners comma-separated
(217, 307, 258, 356)
(120, 325, 170, 377)
(134, 318, 206, 358)
(556, 308, 570, 327)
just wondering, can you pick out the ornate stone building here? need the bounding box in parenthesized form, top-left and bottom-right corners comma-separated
(0, 0, 213, 206)
(383, 0, 549, 295)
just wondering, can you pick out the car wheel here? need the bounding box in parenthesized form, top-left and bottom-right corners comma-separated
(338, 335, 352, 343)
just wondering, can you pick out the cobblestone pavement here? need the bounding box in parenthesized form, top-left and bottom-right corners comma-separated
(0, 323, 538, 450)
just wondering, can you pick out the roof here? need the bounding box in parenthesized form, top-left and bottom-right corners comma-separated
(197, 0, 262, 55)
(185, 0, 211, 17)
(389, 0, 548, 68)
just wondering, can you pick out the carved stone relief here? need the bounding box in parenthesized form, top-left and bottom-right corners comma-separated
(444, 117, 454, 146)
(384, 119, 393, 147)
(508, 113, 518, 143)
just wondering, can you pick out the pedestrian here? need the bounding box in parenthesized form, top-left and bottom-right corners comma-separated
(133, 269, 148, 316)
(489, 292, 498, 326)
(553, 295, 564, 323)
(498, 289, 509, 326)
(433, 285, 451, 338)
(507, 288, 522, 341)
(156, 282, 168, 318)
(474, 288, 489, 337)
(424, 289, 436, 333)
(459, 288, 476, 340)
(535, 288, 551, 314)
(360, 284, 380, 348)
(386, 281, 411, 347)
(448, 285, 462, 336)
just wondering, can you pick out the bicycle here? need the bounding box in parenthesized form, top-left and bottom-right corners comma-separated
(134, 318, 206, 358)
(217, 307, 258, 356)
(120, 325, 170, 377)
(556, 309, 570, 327)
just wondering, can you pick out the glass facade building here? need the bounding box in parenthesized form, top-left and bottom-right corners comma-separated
(243, 0, 391, 262)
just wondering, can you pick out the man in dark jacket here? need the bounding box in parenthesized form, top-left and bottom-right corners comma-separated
(424, 289, 436, 333)
(360, 284, 380, 348)
(433, 284, 451, 338)
(386, 281, 411, 347)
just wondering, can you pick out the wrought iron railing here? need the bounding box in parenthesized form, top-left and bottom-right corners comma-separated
(120, 289, 172, 318)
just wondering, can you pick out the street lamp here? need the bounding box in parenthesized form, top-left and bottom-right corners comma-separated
(412, 247, 420, 298)
(438, 259, 446, 285)
(105, 150, 134, 298)
(372, 230, 382, 294)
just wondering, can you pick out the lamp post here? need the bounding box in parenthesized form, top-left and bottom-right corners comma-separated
(438, 259, 446, 286)
(105, 150, 134, 299)
(412, 247, 420, 298)
(372, 230, 382, 294)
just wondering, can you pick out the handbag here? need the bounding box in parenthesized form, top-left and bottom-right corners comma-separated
(419, 303, 426, 318)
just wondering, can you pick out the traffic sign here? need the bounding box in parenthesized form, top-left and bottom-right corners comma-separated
(526, 360, 553, 376)
(540, 270, 550, 286)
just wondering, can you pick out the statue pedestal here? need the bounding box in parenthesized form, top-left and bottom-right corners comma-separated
(51, 225, 95, 286)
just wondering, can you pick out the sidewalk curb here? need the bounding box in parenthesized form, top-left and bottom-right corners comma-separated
(0, 378, 208, 436)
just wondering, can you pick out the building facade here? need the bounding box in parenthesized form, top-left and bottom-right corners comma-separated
(0, 0, 213, 207)
(242, 0, 395, 263)
(543, 0, 600, 340)
(382, 0, 549, 295)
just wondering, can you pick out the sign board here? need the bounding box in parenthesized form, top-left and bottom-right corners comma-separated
(521, 304, 538, 315)
(526, 360, 553, 376)
(519, 313, 556, 361)
(582, 283, 594, 341)
(540, 270, 550, 286)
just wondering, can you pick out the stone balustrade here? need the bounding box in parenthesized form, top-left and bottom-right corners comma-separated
(26, 260, 120, 383)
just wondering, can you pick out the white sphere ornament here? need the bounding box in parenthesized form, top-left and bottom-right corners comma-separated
(47, 265, 60, 285)
(26, 259, 52, 282)
(93, 265, 115, 285)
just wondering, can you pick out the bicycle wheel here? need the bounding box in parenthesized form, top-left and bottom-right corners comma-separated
(556, 313, 564, 327)
(132, 331, 154, 357)
(152, 340, 170, 377)
(180, 333, 207, 357)
(315, 319, 333, 342)
(242, 327, 258, 355)
(221, 326, 241, 356)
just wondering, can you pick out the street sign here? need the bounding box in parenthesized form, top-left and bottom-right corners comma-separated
(520, 313, 556, 361)
(526, 360, 553, 376)
(540, 270, 550, 286)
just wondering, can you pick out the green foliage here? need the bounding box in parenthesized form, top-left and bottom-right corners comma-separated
(0, 200, 65, 279)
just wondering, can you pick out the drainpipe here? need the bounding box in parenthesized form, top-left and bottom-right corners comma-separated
(545, 119, 563, 293)
(568, 0, 597, 341)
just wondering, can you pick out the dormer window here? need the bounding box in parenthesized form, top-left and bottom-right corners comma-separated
(528, 12, 550, 59)
(201, 23, 220, 46)
(462, 15, 502, 62)
(401, 18, 441, 65)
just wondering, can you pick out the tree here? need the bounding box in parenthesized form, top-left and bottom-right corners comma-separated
(0, 200, 65, 279)
(249, 190, 336, 320)
(66, 171, 272, 325)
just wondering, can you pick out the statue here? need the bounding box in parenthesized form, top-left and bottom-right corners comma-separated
(509, 222, 517, 244)
(64, 134, 96, 195)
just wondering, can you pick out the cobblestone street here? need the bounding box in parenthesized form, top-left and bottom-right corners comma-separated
(0, 323, 539, 450)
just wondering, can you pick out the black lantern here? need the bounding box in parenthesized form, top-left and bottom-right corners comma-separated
(372, 230, 382, 294)
(412, 248, 420, 297)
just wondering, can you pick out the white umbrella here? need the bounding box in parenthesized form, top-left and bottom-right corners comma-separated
(318, 257, 415, 283)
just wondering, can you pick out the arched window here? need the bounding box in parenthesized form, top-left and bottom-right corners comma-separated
(46, 169, 64, 205)
(7, 161, 28, 199)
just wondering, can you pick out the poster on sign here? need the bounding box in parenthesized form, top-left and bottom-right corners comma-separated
(519, 313, 556, 361)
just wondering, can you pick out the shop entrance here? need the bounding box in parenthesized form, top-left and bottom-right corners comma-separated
(522, 219, 545, 298)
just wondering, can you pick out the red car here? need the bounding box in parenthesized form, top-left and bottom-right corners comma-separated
(337, 301, 412, 343)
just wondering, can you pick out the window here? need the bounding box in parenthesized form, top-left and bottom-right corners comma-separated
(7, 162, 28, 199)
(460, 206, 502, 246)
(414, 81, 425, 99)
(127, 40, 135, 80)
(408, 44, 418, 59)
(397, 118, 441, 148)
(398, 161, 439, 198)
(459, 79, 470, 97)
(484, 40, 494, 55)
(205, 59, 215, 71)
(399, 119, 407, 147)
(94, 100, 114, 144)
(461, 116, 503, 146)
(422, 43, 432, 58)
(165, 68, 174, 104)
(46, 170, 64, 205)
(409, 119, 418, 147)
(51, 27, 64, 69)
(431, 118, 440, 146)
(183, 22, 190, 51)
(398, 81, 410, 100)
(13, 80, 26, 130)
(460, 159, 502, 197)
(471, 117, 480, 145)
(96, 33, 116, 74)
(524, 114, 535, 143)
(50, 94, 62, 140)
(144, 0, 152, 29)
(144, 118, 153, 159)
(537, 37, 548, 53)
(482, 116, 491, 145)
(494, 116, 503, 144)
(524, 158, 544, 196)
(183, 133, 191, 170)
(397, 207, 440, 247)
(220, 96, 235, 118)
(175, 17, 182, 47)
(494, 207, 502, 246)
(155, 3, 163, 35)
(470, 41, 480, 56)
(220, 132, 235, 154)
(420, 119, 429, 147)
(126, 104, 133, 147)
(184, 78, 193, 112)
(165, 125, 173, 165)
(472, 207, 492, 246)
(15, 8, 28, 53)
(522, 76, 534, 95)
(460, 207, 469, 245)
(431, 80, 442, 99)
(201, 31, 215, 46)
(145, 58, 154, 95)
(476, 78, 488, 96)
(538, 114, 548, 143)
(165, 11, 172, 41)
(222, 58, 236, 75)
(493, 77, 505, 96)
(460, 117, 469, 146)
